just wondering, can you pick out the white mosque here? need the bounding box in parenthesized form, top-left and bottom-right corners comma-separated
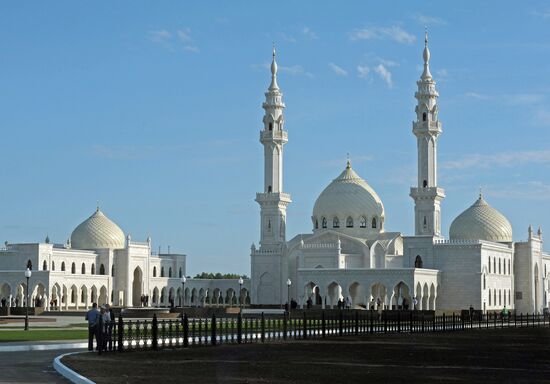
(0, 34, 548, 315)
(250, 34, 550, 314)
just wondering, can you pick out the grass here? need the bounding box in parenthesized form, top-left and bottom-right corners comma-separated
(0, 329, 87, 342)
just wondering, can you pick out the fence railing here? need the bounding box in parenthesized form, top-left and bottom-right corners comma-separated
(95, 310, 550, 354)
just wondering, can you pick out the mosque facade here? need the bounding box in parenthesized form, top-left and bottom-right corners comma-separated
(251, 34, 550, 314)
(0, 208, 251, 311)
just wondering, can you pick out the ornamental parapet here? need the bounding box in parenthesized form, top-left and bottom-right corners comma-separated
(260, 130, 288, 143)
(255, 192, 292, 203)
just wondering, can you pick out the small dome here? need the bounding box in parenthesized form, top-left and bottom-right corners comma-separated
(312, 162, 384, 235)
(70, 208, 125, 250)
(449, 195, 512, 243)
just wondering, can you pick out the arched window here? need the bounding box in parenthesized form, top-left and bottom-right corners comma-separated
(483, 274, 486, 290)
(179, 267, 182, 278)
(81, 290, 85, 303)
(499, 290, 502, 306)
(71, 290, 76, 304)
(488, 257, 491, 273)
(360, 216, 367, 228)
(161, 267, 165, 277)
(493, 258, 496, 274)
(498, 259, 501, 274)
(268, 185, 272, 193)
(503, 290, 506, 305)
(372, 217, 377, 229)
(61, 262, 65, 271)
(346, 217, 353, 228)
(414, 255, 423, 268)
(423, 180, 427, 188)
(322, 217, 327, 229)
(509, 260, 512, 275)
(169, 267, 172, 278)
(81, 263, 86, 274)
(111, 264, 115, 277)
(332, 217, 339, 228)
(494, 290, 496, 306)
(27, 259, 32, 270)
(43, 260, 47, 270)
(489, 290, 492, 306)
(315, 218, 319, 229)
(91, 264, 95, 275)
(422, 112, 427, 122)
(153, 266, 157, 277)
(508, 289, 511, 305)
(268, 122, 273, 131)
(52, 261, 55, 271)
(71, 263, 76, 274)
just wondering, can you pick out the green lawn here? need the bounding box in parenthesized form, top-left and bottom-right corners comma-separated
(0, 329, 87, 342)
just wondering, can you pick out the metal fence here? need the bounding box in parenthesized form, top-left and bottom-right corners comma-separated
(96, 310, 550, 354)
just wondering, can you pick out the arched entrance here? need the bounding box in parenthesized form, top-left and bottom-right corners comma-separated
(132, 267, 143, 307)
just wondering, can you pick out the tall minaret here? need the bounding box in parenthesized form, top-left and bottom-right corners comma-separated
(256, 46, 292, 248)
(410, 31, 445, 237)
(251, 47, 291, 305)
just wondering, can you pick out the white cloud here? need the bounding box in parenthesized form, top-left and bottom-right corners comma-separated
(149, 30, 171, 42)
(328, 63, 348, 76)
(490, 181, 550, 200)
(436, 68, 448, 78)
(351, 26, 416, 44)
(302, 27, 318, 39)
(177, 28, 199, 53)
(441, 150, 550, 170)
(412, 14, 448, 26)
(377, 58, 399, 67)
(505, 94, 544, 105)
(374, 64, 393, 88)
(357, 65, 370, 78)
(465, 92, 491, 100)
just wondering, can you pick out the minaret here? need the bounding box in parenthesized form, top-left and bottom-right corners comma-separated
(256, 46, 292, 248)
(251, 47, 291, 305)
(410, 31, 445, 237)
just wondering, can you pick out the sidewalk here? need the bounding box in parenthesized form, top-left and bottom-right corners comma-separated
(0, 339, 87, 352)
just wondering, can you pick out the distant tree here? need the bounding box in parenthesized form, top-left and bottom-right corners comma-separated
(193, 272, 250, 279)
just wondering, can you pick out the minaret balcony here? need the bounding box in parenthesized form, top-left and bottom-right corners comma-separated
(260, 130, 288, 144)
(256, 192, 292, 204)
(413, 121, 442, 135)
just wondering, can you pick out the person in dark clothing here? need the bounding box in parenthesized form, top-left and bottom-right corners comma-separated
(85, 303, 100, 351)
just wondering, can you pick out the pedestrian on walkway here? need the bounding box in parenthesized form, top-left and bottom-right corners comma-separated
(85, 303, 100, 351)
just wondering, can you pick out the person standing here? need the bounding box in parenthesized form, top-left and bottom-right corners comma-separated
(85, 303, 100, 351)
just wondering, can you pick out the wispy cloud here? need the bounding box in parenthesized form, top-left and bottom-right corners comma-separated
(490, 181, 550, 200)
(374, 64, 393, 88)
(351, 26, 416, 44)
(465, 92, 491, 100)
(302, 27, 318, 39)
(441, 150, 550, 170)
(412, 14, 448, 26)
(148, 28, 198, 52)
(533, 108, 550, 126)
(328, 63, 348, 76)
(531, 8, 550, 19)
(357, 65, 370, 78)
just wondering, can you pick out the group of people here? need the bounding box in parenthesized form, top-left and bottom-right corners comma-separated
(85, 302, 113, 352)
(337, 297, 352, 310)
(140, 294, 150, 307)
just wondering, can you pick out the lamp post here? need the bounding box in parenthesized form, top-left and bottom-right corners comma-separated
(180, 276, 186, 313)
(286, 279, 291, 314)
(24, 268, 32, 331)
(238, 277, 244, 309)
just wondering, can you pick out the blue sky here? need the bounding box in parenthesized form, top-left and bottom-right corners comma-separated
(1, 1, 550, 275)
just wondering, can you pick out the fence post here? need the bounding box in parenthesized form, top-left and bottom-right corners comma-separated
(183, 314, 189, 347)
(152, 314, 158, 351)
(283, 311, 288, 340)
(443, 313, 446, 331)
(237, 312, 242, 344)
(409, 311, 413, 333)
(338, 310, 343, 337)
(452, 313, 455, 331)
(211, 314, 217, 346)
(421, 312, 425, 333)
(384, 313, 387, 334)
(397, 311, 401, 333)
(261, 312, 265, 343)
(322, 311, 326, 338)
(117, 314, 123, 352)
(303, 311, 308, 340)
(355, 311, 359, 336)
(461, 313, 465, 330)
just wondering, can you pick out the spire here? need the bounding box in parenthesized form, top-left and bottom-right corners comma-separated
(346, 153, 351, 169)
(269, 43, 279, 90)
(422, 27, 432, 80)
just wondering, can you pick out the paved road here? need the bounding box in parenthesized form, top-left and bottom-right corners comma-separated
(0, 348, 82, 383)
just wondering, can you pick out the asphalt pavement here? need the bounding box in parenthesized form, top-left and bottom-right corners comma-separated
(0, 348, 82, 383)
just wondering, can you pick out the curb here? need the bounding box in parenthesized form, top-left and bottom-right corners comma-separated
(53, 351, 95, 384)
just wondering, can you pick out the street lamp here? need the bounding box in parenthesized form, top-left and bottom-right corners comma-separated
(286, 279, 291, 313)
(238, 277, 244, 309)
(24, 268, 32, 331)
(180, 276, 187, 311)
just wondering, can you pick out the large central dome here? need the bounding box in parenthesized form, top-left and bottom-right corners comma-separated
(449, 195, 512, 243)
(312, 161, 385, 235)
(70, 208, 126, 250)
